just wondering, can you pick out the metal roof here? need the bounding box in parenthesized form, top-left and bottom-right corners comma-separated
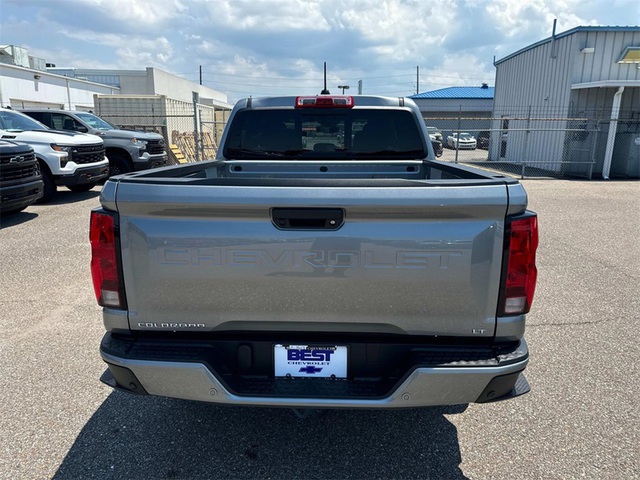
(410, 86, 494, 99)
(495, 26, 640, 65)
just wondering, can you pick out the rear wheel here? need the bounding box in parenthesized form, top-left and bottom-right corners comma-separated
(36, 164, 56, 203)
(109, 153, 132, 177)
(67, 183, 97, 193)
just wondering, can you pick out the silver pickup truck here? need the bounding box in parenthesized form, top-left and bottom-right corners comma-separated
(92, 95, 538, 409)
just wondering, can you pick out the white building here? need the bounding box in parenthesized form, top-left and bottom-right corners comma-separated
(0, 45, 231, 112)
(1, 44, 119, 109)
(48, 66, 231, 110)
(0, 63, 119, 110)
(0, 45, 232, 161)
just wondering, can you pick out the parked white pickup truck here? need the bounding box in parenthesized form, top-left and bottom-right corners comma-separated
(0, 108, 108, 202)
(92, 95, 538, 411)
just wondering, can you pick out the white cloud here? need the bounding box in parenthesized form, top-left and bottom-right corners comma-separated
(74, 0, 188, 25)
(1, 0, 638, 103)
(186, 0, 452, 65)
(116, 37, 175, 69)
(486, 0, 597, 39)
(56, 28, 176, 69)
(200, 0, 330, 31)
(437, 53, 494, 86)
(322, 1, 453, 62)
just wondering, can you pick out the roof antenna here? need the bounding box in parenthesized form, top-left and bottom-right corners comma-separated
(321, 62, 330, 95)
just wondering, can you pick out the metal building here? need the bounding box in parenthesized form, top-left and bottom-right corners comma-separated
(492, 26, 640, 179)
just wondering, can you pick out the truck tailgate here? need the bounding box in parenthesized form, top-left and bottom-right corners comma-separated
(113, 181, 512, 337)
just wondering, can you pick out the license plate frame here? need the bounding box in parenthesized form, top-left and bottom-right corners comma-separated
(274, 344, 348, 379)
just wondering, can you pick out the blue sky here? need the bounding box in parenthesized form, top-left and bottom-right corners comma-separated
(1, 0, 639, 103)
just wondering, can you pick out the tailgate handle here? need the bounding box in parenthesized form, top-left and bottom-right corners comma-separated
(271, 208, 344, 230)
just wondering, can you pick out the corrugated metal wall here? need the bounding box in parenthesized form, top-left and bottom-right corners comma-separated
(576, 30, 640, 83)
(492, 33, 576, 166)
(492, 28, 640, 176)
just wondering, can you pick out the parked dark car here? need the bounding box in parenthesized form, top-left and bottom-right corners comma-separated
(477, 131, 490, 150)
(0, 140, 43, 214)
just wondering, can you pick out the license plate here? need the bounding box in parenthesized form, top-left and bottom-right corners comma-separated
(274, 344, 348, 378)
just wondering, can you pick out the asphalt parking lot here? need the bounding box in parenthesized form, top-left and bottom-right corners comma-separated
(439, 145, 491, 163)
(0, 179, 638, 479)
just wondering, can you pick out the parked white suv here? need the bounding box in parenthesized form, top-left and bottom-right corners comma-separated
(0, 108, 109, 202)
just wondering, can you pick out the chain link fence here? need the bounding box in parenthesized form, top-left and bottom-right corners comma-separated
(94, 98, 639, 179)
(424, 106, 640, 179)
(94, 95, 230, 165)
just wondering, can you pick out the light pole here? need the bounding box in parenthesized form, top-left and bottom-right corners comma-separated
(338, 85, 350, 94)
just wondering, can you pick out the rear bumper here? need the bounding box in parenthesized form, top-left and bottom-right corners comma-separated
(100, 333, 530, 408)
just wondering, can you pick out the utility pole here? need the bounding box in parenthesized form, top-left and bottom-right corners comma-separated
(416, 66, 419, 94)
(199, 65, 202, 85)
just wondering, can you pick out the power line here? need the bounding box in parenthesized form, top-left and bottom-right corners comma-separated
(178, 69, 493, 83)
(185, 66, 492, 100)
(178, 71, 416, 81)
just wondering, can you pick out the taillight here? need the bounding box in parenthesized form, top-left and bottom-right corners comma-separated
(500, 213, 538, 315)
(295, 96, 354, 108)
(90, 210, 123, 308)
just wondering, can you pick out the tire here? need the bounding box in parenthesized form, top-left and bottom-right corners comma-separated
(67, 183, 97, 193)
(109, 153, 132, 177)
(36, 165, 56, 204)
